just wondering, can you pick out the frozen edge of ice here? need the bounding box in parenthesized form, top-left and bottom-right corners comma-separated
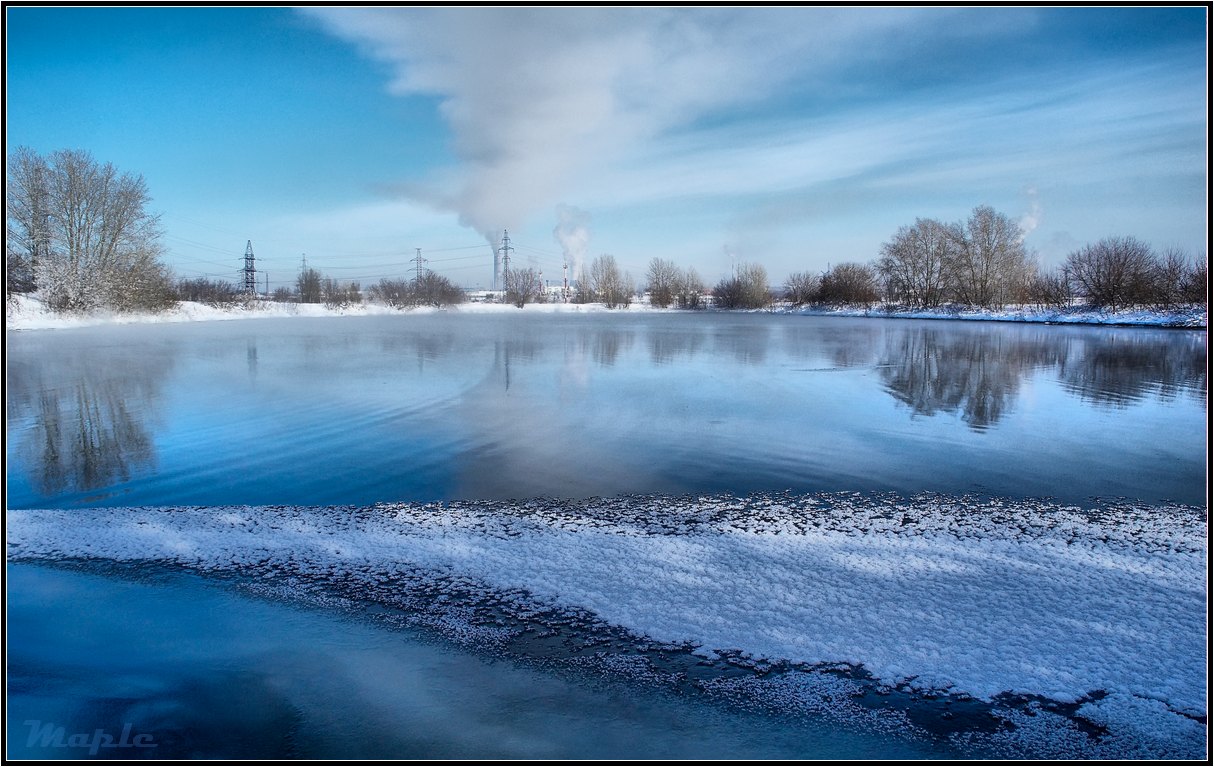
(6, 491, 1207, 758)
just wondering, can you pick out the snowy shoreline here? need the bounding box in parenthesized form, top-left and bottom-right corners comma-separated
(5, 294, 1206, 331)
(7, 491, 1206, 758)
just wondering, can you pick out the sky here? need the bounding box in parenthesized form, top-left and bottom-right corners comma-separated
(5, 6, 1208, 291)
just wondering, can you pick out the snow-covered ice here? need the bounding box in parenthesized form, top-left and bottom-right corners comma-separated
(6, 491, 1205, 757)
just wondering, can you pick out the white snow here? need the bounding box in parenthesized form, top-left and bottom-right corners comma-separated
(6, 492, 1206, 746)
(6, 293, 1204, 331)
(787, 303, 1207, 327)
(3, 294, 665, 331)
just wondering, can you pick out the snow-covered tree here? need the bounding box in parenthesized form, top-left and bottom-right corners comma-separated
(6, 147, 173, 312)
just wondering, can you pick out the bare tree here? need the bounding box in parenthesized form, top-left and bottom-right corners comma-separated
(367, 278, 412, 308)
(297, 266, 323, 303)
(675, 266, 706, 309)
(645, 257, 680, 308)
(1025, 264, 1073, 310)
(784, 270, 820, 306)
(572, 265, 595, 304)
(5, 147, 50, 296)
(1179, 253, 1207, 305)
(590, 254, 632, 308)
(322, 277, 361, 309)
(713, 262, 770, 309)
(946, 206, 1032, 308)
(878, 218, 953, 307)
(1152, 247, 1203, 309)
(1065, 236, 1157, 311)
(7, 148, 174, 313)
(505, 267, 542, 308)
(818, 262, 879, 305)
(415, 272, 466, 307)
(177, 277, 240, 307)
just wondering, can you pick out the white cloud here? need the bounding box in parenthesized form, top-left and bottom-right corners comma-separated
(299, 8, 1205, 277)
(300, 7, 966, 244)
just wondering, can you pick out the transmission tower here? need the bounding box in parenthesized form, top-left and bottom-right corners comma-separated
(411, 248, 428, 286)
(498, 230, 514, 289)
(243, 240, 257, 295)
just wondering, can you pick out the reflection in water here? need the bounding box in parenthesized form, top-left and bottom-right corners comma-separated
(1060, 333, 1208, 407)
(878, 325, 1206, 429)
(8, 341, 173, 498)
(783, 323, 881, 369)
(247, 338, 258, 380)
(377, 329, 461, 375)
(711, 322, 770, 366)
(4, 316, 1206, 508)
(878, 328, 1067, 430)
(581, 329, 635, 367)
(647, 325, 706, 365)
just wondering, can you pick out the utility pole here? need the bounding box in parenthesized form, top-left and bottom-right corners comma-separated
(411, 247, 428, 286)
(498, 230, 514, 291)
(243, 240, 257, 295)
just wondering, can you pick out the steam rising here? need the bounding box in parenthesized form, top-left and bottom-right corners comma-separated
(301, 8, 921, 244)
(1019, 186, 1043, 243)
(553, 205, 591, 277)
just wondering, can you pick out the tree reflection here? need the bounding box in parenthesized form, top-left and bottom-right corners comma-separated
(646, 325, 705, 365)
(781, 323, 881, 369)
(710, 322, 769, 365)
(1059, 332, 1207, 407)
(581, 328, 635, 367)
(879, 325, 1205, 429)
(8, 338, 173, 499)
(879, 327, 1067, 430)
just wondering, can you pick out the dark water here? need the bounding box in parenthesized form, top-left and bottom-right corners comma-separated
(5, 563, 964, 760)
(5, 313, 1207, 508)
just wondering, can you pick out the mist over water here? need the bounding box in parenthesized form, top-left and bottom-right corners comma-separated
(5, 313, 1206, 509)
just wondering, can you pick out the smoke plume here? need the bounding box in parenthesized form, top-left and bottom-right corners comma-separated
(301, 8, 925, 245)
(1019, 186, 1043, 243)
(552, 205, 591, 277)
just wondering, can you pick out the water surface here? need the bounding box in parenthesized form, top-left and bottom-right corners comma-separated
(5, 313, 1206, 507)
(6, 562, 963, 760)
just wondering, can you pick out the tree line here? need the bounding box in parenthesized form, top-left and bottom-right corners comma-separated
(5, 148, 469, 313)
(641, 205, 1205, 312)
(7, 148, 1205, 316)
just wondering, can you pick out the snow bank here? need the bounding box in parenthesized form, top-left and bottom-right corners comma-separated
(7, 492, 1205, 735)
(787, 303, 1207, 328)
(4, 294, 663, 331)
(8, 293, 1204, 331)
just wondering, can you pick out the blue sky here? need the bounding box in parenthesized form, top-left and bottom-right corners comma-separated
(5, 6, 1207, 291)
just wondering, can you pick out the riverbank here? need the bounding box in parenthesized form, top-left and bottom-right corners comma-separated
(7, 492, 1206, 759)
(6, 294, 1206, 331)
(786, 303, 1207, 328)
